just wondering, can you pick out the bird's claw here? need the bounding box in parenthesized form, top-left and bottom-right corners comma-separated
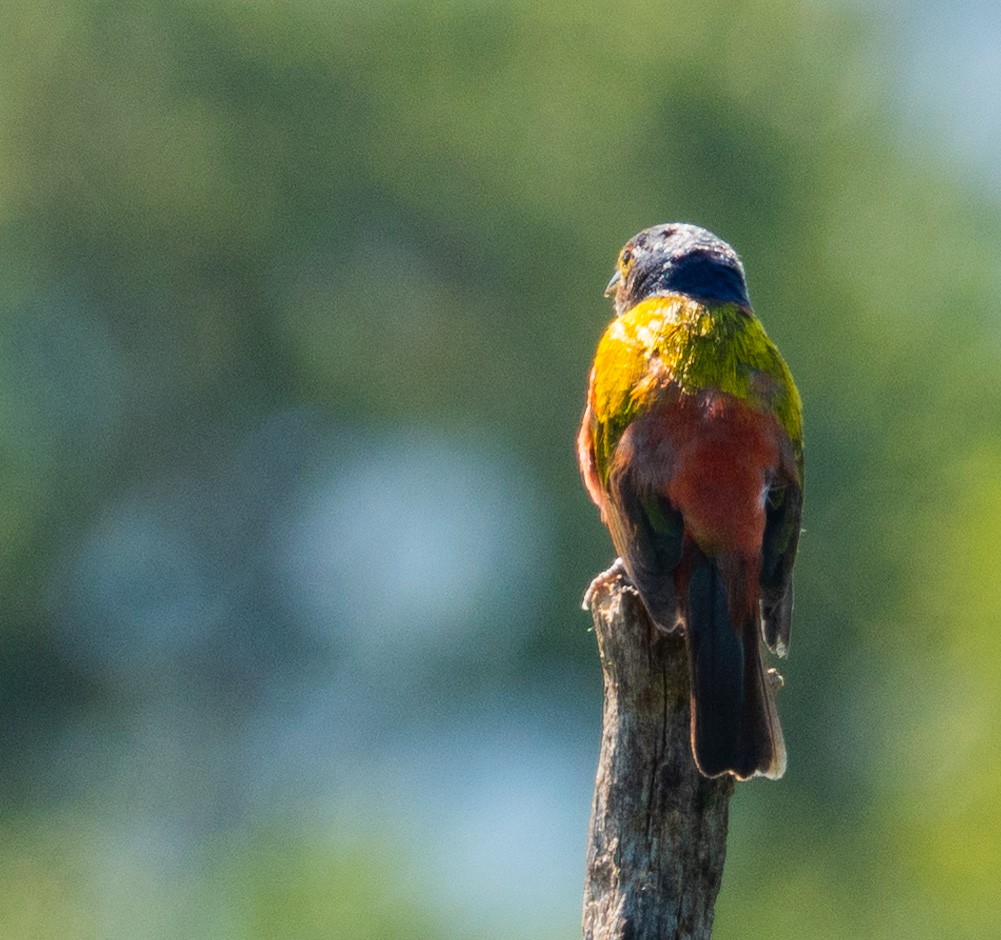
(582, 558, 637, 610)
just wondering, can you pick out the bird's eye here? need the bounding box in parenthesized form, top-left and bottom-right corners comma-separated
(619, 247, 634, 274)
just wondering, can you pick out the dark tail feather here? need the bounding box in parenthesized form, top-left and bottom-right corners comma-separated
(685, 560, 786, 780)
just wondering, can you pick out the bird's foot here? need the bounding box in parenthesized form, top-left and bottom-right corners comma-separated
(582, 557, 637, 610)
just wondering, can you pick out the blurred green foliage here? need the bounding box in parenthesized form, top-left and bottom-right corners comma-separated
(0, 814, 452, 939)
(3, 0, 1001, 937)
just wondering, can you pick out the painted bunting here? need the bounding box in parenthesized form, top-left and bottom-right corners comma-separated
(578, 224, 803, 780)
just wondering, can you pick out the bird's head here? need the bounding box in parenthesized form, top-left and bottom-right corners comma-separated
(604, 223, 750, 315)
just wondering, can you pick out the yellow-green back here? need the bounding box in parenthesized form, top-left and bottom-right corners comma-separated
(589, 295, 803, 483)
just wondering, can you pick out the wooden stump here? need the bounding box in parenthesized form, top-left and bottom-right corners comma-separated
(582, 567, 733, 940)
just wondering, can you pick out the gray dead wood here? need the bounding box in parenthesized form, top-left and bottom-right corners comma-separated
(582, 568, 733, 940)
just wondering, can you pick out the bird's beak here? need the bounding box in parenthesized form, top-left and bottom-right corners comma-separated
(604, 271, 621, 298)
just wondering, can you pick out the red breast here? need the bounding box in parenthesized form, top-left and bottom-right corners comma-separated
(630, 389, 783, 560)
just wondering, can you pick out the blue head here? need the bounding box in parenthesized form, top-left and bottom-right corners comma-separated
(605, 223, 750, 315)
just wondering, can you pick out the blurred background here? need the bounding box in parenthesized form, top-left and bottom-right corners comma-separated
(2, 0, 1001, 937)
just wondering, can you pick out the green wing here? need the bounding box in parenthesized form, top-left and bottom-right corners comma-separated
(760, 446, 803, 657)
(605, 454, 686, 632)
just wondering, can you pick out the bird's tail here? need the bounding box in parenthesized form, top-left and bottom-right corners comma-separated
(685, 558, 786, 780)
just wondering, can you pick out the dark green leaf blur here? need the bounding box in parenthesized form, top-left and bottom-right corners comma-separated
(3, 1, 1000, 937)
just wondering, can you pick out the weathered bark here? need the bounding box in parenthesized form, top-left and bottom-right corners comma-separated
(582, 566, 733, 940)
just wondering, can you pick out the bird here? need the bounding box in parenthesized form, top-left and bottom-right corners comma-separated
(577, 223, 803, 780)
